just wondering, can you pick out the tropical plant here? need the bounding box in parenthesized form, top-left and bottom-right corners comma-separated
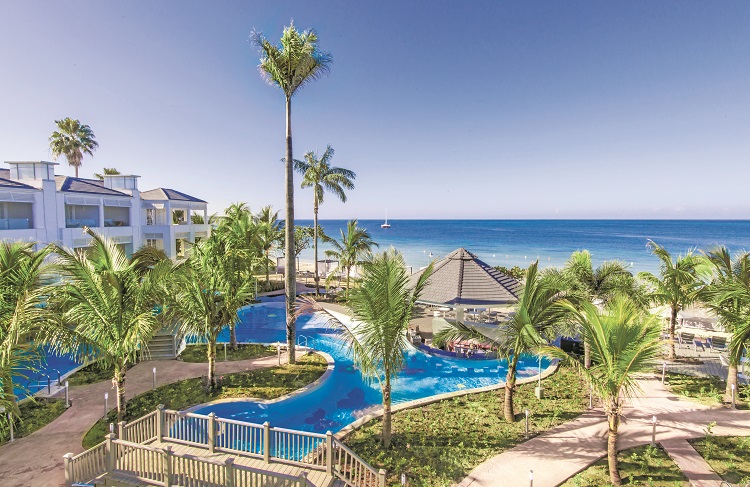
(297, 249, 431, 447)
(48, 118, 99, 178)
(325, 219, 377, 298)
(169, 236, 255, 388)
(294, 145, 356, 295)
(543, 298, 662, 486)
(435, 261, 567, 422)
(560, 250, 647, 367)
(493, 265, 526, 280)
(700, 246, 750, 401)
(0, 242, 50, 419)
(48, 229, 175, 422)
(254, 206, 283, 290)
(638, 241, 702, 360)
(254, 21, 332, 364)
(94, 167, 120, 180)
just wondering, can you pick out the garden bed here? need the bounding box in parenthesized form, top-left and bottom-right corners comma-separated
(690, 434, 750, 485)
(178, 343, 276, 363)
(662, 371, 748, 409)
(0, 398, 68, 447)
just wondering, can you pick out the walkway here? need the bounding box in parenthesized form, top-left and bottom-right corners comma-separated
(457, 374, 750, 487)
(0, 353, 287, 487)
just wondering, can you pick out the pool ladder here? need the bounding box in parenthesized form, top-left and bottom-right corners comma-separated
(296, 335, 314, 351)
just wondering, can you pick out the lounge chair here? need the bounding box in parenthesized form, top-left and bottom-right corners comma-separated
(693, 338, 706, 352)
(708, 336, 728, 353)
(679, 333, 695, 348)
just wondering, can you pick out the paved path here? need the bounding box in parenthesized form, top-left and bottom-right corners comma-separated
(661, 439, 724, 487)
(457, 375, 750, 487)
(0, 353, 286, 487)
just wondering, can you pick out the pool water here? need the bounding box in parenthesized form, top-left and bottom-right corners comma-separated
(10, 346, 80, 401)
(194, 298, 548, 434)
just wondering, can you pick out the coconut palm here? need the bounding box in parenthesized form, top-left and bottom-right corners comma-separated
(49, 118, 99, 178)
(170, 236, 255, 388)
(700, 246, 750, 401)
(638, 241, 702, 360)
(0, 242, 50, 419)
(294, 145, 356, 295)
(94, 167, 120, 180)
(254, 22, 332, 365)
(435, 262, 567, 422)
(561, 250, 647, 367)
(254, 206, 283, 290)
(297, 249, 431, 447)
(325, 220, 377, 298)
(543, 298, 662, 486)
(48, 229, 175, 422)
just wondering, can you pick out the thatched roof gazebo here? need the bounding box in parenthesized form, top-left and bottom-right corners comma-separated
(408, 247, 522, 322)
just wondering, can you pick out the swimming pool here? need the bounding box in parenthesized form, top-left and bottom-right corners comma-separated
(193, 298, 548, 434)
(10, 346, 81, 401)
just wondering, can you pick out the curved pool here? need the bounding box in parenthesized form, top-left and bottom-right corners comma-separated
(193, 298, 548, 433)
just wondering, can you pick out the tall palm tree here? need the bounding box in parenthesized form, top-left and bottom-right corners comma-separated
(254, 22, 332, 365)
(0, 242, 50, 419)
(435, 262, 567, 422)
(294, 145, 356, 295)
(544, 298, 662, 486)
(561, 250, 646, 367)
(325, 220, 377, 298)
(254, 206, 283, 290)
(638, 241, 702, 360)
(297, 249, 432, 447)
(170, 237, 255, 388)
(49, 118, 99, 178)
(700, 246, 750, 401)
(48, 229, 175, 422)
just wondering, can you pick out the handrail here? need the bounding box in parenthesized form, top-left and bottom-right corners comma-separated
(272, 426, 327, 439)
(332, 438, 384, 487)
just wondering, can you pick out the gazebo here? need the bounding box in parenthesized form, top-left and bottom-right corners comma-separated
(407, 247, 522, 323)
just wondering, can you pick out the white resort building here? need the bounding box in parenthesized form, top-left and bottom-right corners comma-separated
(0, 160, 209, 259)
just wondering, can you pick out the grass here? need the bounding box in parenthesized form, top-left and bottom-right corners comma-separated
(179, 343, 276, 363)
(691, 433, 750, 485)
(82, 352, 327, 448)
(66, 361, 116, 386)
(662, 371, 748, 409)
(560, 444, 688, 486)
(345, 366, 589, 486)
(0, 398, 68, 447)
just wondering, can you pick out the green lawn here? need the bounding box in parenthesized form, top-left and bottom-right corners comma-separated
(560, 444, 688, 486)
(179, 343, 276, 363)
(82, 352, 326, 448)
(662, 371, 748, 409)
(0, 399, 68, 447)
(691, 435, 750, 485)
(345, 366, 589, 487)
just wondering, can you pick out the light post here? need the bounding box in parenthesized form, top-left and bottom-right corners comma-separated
(535, 355, 544, 399)
(525, 409, 530, 438)
(529, 470, 533, 487)
(731, 384, 736, 409)
(661, 362, 667, 384)
(104, 392, 109, 420)
(651, 416, 657, 446)
(152, 367, 157, 390)
(65, 381, 70, 408)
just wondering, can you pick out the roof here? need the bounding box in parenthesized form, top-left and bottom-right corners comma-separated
(141, 188, 206, 203)
(0, 169, 37, 190)
(55, 176, 130, 196)
(408, 248, 522, 306)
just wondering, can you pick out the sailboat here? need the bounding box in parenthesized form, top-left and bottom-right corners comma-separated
(381, 209, 391, 229)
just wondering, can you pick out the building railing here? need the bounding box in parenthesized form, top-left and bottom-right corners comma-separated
(64, 406, 386, 487)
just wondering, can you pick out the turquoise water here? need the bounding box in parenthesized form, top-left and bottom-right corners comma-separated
(297, 219, 750, 273)
(193, 298, 547, 433)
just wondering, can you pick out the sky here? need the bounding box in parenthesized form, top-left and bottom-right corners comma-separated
(0, 1, 748, 220)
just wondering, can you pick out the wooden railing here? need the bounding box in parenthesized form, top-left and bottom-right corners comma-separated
(65, 406, 386, 487)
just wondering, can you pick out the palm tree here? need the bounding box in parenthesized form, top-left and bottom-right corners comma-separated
(561, 250, 646, 367)
(49, 118, 99, 178)
(543, 298, 662, 486)
(638, 241, 702, 360)
(294, 145, 356, 295)
(94, 167, 120, 180)
(254, 22, 332, 365)
(297, 249, 431, 447)
(254, 206, 283, 290)
(325, 220, 377, 298)
(435, 262, 567, 422)
(0, 242, 50, 419)
(170, 237, 255, 388)
(48, 229, 175, 422)
(700, 246, 750, 401)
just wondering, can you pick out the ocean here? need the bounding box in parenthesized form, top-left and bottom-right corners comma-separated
(294, 220, 750, 274)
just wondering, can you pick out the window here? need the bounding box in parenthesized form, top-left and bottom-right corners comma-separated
(146, 209, 156, 225)
(65, 205, 99, 228)
(103, 206, 130, 227)
(146, 239, 157, 248)
(0, 202, 33, 229)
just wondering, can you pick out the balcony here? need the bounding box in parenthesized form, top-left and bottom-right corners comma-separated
(0, 218, 32, 230)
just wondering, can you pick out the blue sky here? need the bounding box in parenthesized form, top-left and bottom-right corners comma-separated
(1, 1, 748, 219)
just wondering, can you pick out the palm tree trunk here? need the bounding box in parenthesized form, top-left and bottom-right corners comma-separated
(584, 340, 592, 369)
(115, 365, 126, 422)
(607, 412, 622, 486)
(284, 96, 296, 365)
(207, 339, 216, 390)
(668, 307, 678, 360)
(230, 325, 237, 350)
(382, 377, 392, 448)
(503, 355, 518, 422)
(313, 200, 319, 296)
(726, 362, 738, 403)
